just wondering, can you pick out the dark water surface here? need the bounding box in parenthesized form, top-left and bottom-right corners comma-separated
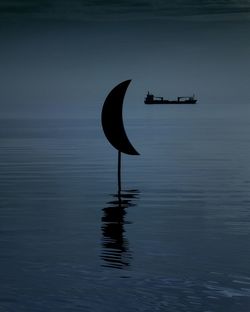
(0, 111, 250, 311)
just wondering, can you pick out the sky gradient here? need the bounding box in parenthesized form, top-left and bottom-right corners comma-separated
(1, 0, 250, 21)
(0, 1, 249, 118)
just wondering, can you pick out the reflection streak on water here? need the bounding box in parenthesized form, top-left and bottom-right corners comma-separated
(101, 190, 139, 270)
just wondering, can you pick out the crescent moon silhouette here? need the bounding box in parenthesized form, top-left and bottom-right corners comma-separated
(101, 80, 140, 155)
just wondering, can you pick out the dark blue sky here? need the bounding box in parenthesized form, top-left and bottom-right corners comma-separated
(0, 1, 249, 118)
(0, 0, 250, 21)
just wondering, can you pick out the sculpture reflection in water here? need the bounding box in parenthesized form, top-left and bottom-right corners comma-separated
(101, 189, 139, 269)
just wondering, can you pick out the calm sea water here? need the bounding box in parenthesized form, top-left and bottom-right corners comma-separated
(0, 106, 250, 311)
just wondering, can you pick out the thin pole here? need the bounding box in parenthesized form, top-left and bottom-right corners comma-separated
(118, 151, 121, 194)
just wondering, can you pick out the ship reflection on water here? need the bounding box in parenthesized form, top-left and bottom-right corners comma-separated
(101, 190, 139, 269)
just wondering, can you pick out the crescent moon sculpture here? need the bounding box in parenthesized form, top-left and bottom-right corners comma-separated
(101, 80, 139, 156)
(101, 80, 139, 192)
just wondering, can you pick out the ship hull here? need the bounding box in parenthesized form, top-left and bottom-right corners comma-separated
(144, 100, 197, 104)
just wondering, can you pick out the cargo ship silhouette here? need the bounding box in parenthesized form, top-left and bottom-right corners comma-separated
(144, 92, 197, 104)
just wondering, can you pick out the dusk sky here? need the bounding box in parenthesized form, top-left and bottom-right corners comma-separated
(0, 0, 249, 118)
(0, 1, 250, 20)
